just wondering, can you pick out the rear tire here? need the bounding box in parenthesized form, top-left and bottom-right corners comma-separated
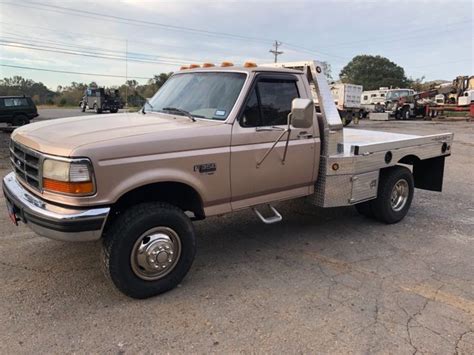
(401, 107, 410, 120)
(94, 104, 102, 114)
(12, 114, 29, 126)
(371, 166, 414, 224)
(102, 202, 196, 299)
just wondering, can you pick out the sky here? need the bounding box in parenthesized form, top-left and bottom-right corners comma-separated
(0, 0, 472, 90)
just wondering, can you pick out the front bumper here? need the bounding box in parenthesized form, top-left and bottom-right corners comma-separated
(3, 172, 110, 242)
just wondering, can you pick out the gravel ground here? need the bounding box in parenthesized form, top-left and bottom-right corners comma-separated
(0, 110, 473, 354)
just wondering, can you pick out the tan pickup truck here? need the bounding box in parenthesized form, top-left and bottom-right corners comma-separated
(3, 60, 453, 298)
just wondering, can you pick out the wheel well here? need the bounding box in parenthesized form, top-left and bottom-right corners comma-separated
(398, 154, 420, 165)
(111, 182, 205, 220)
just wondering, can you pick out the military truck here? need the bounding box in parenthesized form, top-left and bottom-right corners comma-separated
(80, 87, 121, 114)
(4, 60, 453, 299)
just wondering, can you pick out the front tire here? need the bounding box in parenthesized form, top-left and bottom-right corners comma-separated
(102, 202, 196, 299)
(401, 107, 410, 120)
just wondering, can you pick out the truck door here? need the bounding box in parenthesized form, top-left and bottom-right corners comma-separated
(230, 74, 317, 210)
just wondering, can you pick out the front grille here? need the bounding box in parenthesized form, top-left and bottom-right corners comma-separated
(10, 140, 42, 191)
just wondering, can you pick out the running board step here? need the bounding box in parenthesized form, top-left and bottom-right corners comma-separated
(252, 204, 283, 224)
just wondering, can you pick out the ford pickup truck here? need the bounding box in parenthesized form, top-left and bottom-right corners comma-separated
(3, 60, 453, 299)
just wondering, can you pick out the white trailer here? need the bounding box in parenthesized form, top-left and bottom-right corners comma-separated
(361, 87, 389, 117)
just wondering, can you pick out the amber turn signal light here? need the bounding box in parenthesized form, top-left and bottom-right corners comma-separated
(43, 178, 94, 195)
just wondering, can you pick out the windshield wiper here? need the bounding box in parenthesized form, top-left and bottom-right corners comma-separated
(161, 107, 202, 122)
(142, 99, 154, 114)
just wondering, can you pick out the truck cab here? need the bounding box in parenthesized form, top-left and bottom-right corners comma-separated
(3, 61, 453, 299)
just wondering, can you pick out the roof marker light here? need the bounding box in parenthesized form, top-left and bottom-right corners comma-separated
(221, 61, 234, 67)
(188, 64, 200, 69)
(179, 66, 189, 70)
(202, 63, 215, 68)
(243, 61, 257, 68)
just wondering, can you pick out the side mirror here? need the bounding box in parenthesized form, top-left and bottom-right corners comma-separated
(290, 98, 313, 129)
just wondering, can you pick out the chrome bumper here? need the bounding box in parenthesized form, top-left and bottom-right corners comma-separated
(3, 172, 110, 242)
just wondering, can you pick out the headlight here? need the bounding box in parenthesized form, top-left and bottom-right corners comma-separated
(42, 158, 95, 195)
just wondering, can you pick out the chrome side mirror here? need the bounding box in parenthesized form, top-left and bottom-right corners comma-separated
(290, 98, 313, 129)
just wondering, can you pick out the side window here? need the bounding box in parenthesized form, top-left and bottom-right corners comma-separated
(258, 80, 299, 126)
(242, 89, 260, 127)
(16, 98, 28, 106)
(241, 78, 299, 127)
(4, 99, 14, 107)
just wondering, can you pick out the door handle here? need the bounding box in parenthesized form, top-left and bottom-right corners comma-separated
(297, 131, 313, 139)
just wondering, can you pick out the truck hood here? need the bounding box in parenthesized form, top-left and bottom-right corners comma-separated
(12, 112, 224, 157)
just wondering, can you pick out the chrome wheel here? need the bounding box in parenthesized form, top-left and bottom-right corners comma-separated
(390, 179, 409, 212)
(130, 227, 182, 281)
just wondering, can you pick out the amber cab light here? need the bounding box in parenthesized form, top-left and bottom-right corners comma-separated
(179, 66, 189, 70)
(243, 61, 257, 68)
(221, 61, 234, 67)
(188, 64, 200, 69)
(43, 178, 94, 195)
(202, 63, 215, 68)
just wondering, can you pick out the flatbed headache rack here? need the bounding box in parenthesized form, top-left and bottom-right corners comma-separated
(262, 61, 454, 208)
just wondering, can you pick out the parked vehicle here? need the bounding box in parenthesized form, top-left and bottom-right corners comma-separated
(3, 60, 453, 299)
(0, 96, 38, 126)
(384, 88, 417, 119)
(80, 87, 122, 113)
(458, 90, 474, 106)
(309, 81, 362, 126)
(361, 87, 388, 105)
(330, 83, 363, 126)
(361, 87, 388, 117)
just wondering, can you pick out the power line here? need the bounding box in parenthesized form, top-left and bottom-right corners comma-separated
(0, 33, 204, 64)
(323, 19, 472, 49)
(0, 41, 190, 66)
(4, 1, 274, 44)
(0, 1, 347, 60)
(0, 63, 152, 79)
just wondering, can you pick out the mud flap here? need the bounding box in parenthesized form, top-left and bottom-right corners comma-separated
(413, 156, 446, 192)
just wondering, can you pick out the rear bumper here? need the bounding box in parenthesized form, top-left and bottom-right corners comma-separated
(3, 172, 110, 242)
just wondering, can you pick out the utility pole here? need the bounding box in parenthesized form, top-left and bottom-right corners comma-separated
(269, 40, 283, 63)
(125, 39, 128, 109)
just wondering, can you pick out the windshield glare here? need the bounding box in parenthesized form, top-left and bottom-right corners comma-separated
(147, 72, 246, 120)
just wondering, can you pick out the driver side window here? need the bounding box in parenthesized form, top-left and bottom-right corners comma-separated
(241, 78, 299, 127)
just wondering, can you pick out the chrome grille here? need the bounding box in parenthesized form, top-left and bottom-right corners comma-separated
(10, 140, 42, 191)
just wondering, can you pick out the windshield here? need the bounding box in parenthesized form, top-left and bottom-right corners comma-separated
(147, 72, 246, 120)
(386, 90, 409, 101)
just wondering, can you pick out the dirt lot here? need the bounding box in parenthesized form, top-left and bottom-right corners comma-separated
(0, 112, 473, 354)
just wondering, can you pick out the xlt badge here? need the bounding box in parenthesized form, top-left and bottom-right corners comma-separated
(194, 163, 216, 175)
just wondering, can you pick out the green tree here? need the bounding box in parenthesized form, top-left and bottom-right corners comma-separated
(0, 76, 56, 104)
(339, 55, 409, 90)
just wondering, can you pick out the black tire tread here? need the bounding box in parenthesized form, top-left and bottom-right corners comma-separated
(371, 166, 414, 224)
(101, 202, 196, 299)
